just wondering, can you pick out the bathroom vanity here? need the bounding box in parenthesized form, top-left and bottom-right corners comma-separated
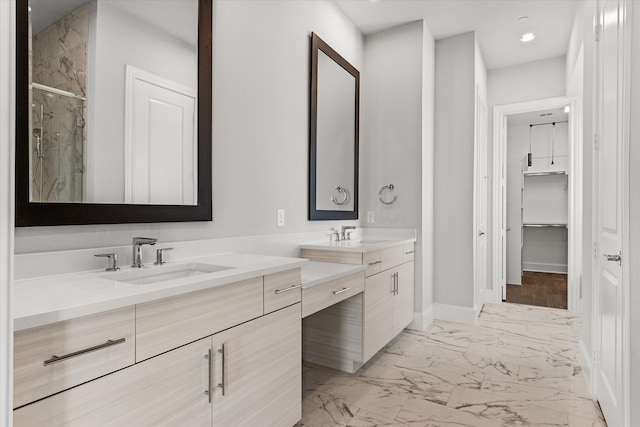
(12, 253, 305, 426)
(300, 237, 415, 372)
(12, 232, 416, 426)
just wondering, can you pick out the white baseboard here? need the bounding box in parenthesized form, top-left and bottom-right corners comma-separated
(522, 263, 568, 274)
(408, 305, 434, 331)
(433, 303, 477, 324)
(578, 339, 595, 397)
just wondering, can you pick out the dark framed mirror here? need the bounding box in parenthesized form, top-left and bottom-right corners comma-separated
(15, 0, 212, 226)
(309, 32, 359, 221)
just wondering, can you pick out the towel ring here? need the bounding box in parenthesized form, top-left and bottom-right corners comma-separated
(331, 186, 350, 206)
(378, 184, 397, 205)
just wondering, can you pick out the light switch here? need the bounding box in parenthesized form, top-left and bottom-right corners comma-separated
(367, 211, 374, 224)
(277, 209, 285, 227)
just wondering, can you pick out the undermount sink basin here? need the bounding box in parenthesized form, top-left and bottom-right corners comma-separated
(354, 239, 388, 244)
(104, 263, 233, 285)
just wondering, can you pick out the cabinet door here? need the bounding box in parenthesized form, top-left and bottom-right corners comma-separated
(393, 261, 415, 337)
(212, 304, 301, 427)
(363, 271, 394, 362)
(14, 338, 212, 427)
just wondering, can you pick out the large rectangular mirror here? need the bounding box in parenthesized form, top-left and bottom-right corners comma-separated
(15, 0, 212, 226)
(309, 32, 359, 220)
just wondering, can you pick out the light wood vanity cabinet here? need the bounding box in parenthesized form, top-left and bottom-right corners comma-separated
(14, 268, 303, 427)
(303, 243, 415, 365)
(363, 261, 414, 361)
(15, 338, 213, 426)
(13, 306, 135, 409)
(212, 303, 301, 427)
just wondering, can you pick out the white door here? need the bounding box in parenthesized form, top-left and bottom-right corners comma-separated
(474, 90, 488, 314)
(125, 66, 196, 205)
(594, 0, 630, 425)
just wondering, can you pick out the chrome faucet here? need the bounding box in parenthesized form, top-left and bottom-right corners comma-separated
(341, 226, 357, 240)
(334, 225, 357, 241)
(132, 237, 158, 268)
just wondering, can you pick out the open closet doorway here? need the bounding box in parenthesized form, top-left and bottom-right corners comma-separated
(492, 96, 582, 312)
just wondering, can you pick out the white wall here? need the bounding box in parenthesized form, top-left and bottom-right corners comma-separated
(15, 0, 363, 253)
(434, 32, 475, 309)
(0, 1, 14, 423)
(360, 20, 435, 329)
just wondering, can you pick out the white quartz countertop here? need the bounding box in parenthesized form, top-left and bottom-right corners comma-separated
(301, 261, 366, 290)
(299, 237, 416, 253)
(13, 253, 307, 331)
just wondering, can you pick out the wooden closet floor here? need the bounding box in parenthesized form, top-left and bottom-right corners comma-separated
(506, 271, 568, 309)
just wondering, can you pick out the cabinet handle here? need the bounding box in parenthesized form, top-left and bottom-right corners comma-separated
(333, 287, 351, 296)
(274, 284, 302, 294)
(395, 272, 399, 295)
(368, 260, 382, 266)
(204, 349, 212, 403)
(404, 250, 415, 255)
(43, 338, 126, 366)
(217, 344, 226, 396)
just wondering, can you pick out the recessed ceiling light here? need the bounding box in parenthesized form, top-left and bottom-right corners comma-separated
(518, 16, 529, 23)
(520, 32, 536, 42)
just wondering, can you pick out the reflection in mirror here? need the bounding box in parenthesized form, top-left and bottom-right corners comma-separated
(309, 33, 359, 220)
(28, 0, 198, 205)
(16, 0, 212, 226)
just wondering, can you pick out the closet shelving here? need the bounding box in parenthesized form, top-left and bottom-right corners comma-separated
(519, 121, 569, 275)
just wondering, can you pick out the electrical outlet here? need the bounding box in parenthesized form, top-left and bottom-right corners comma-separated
(277, 209, 285, 227)
(367, 211, 374, 224)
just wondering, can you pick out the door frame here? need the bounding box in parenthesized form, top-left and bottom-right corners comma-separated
(591, 1, 632, 424)
(473, 84, 488, 317)
(491, 96, 582, 312)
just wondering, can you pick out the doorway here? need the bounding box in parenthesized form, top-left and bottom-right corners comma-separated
(492, 96, 582, 312)
(505, 107, 569, 309)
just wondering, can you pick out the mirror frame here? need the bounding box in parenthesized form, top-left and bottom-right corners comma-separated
(15, 0, 212, 226)
(309, 32, 359, 221)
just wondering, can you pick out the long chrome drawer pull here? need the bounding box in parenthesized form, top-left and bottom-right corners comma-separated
(368, 260, 382, 266)
(333, 287, 351, 296)
(43, 338, 126, 366)
(274, 284, 302, 294)
(217, 344, 226, 396)
(204, 349, 212, 402)
(405, 250, 415, 255)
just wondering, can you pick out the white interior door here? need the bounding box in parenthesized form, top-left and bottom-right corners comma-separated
(594, 0, 630, 425)
(125, 66, 196, 205)
(474, 90, 488, 314)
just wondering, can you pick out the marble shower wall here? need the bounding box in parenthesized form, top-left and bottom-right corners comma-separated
(31, 4, 87, 202)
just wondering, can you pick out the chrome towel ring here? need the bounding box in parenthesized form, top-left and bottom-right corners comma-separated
(331, 186, 350, 206)
(378, 184, 397, 205)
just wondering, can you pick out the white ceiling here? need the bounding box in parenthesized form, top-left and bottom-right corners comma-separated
(332, 0, 579, 70)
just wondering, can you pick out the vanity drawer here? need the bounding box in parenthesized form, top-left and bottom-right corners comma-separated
(403, 243, 415, 263)
(14, 306, 135, 408)
(380, 245, 404, 271)
(363, 251, 382, 277)
(136, 277, 263, 361)
(264, 268, 302, 314)
(302, 271, 365, 318)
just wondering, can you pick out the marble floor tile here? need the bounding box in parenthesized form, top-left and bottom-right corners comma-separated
(298, 303, 606, 427)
